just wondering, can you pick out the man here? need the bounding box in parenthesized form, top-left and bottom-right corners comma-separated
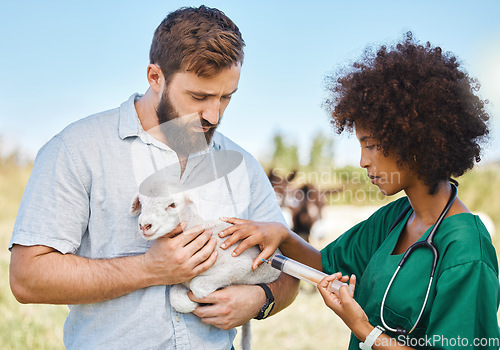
(9, 6, 298, 349)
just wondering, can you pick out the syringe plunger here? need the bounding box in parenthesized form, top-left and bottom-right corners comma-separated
(264, 254, 353, 295)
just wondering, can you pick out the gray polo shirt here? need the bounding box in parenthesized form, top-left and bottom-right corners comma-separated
(10, 93, 285, 350)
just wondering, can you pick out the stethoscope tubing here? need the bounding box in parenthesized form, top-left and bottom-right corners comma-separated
(380, 184, 458, 335)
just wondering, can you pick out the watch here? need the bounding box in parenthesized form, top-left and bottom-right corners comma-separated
(254, 283, 275, 320)
(359, 325, 384, 350)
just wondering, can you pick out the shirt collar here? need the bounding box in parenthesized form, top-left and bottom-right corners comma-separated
(118, 93, 142, 140)
(118, 93, 221, 151)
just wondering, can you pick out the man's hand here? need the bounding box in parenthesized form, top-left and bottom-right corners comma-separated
(143, 223, 218, 286)
(189, 284, 265, 330)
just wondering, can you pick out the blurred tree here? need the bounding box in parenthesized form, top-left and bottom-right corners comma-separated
(308, 131, 335, 170)
(271, 133, 299, 173)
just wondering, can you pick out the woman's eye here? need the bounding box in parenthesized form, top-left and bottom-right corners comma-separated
(364, 140, 381, 149)
(362, 141, 374, 149)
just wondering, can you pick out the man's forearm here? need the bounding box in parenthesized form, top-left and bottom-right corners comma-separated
(10, 227, 217, 305)
(10, 245, 154, 305)
(268, 271, 299, 315)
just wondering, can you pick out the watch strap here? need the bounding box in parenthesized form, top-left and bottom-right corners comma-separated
(359, 326, 384, 350)
(254, 283, 275, 320)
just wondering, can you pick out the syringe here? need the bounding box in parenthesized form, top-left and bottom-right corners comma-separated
(262, 254, 354, 295)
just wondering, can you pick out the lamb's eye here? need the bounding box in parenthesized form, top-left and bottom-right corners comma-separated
(167, 203, 176, 209)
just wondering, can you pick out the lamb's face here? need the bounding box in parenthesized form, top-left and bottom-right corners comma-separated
(130, 193, 190, 240)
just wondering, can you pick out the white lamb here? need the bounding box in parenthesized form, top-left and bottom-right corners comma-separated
(130, 190, 280, 349)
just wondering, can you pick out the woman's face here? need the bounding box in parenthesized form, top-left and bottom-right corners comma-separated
(355, 127, 414, 196)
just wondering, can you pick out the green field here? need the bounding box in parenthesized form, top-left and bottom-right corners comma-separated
(1, 160, 499, 350)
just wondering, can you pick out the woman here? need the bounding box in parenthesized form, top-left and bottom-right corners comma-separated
(220, 33, 499, 349)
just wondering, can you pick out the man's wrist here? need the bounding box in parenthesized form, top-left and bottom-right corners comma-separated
(255, 283, 267, 312)
(254, 283, 275, 320)
(139, 254, 156, 287)
(267, 271, 300, 314)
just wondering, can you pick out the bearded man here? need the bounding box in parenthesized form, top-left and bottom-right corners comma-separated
(9, 6, 298, 349)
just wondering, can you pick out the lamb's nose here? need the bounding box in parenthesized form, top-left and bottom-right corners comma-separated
(140, 224, 152, 233)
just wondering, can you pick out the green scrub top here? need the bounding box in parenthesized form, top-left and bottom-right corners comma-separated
(321, 197, 500, 350)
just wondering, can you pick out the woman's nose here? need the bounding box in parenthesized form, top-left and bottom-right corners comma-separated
(359, 149, 370, 168)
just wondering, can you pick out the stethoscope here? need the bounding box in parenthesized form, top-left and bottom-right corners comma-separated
(380, 183, 458, 335)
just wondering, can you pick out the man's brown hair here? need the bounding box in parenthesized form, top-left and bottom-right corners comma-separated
(150, 5, 245, 84)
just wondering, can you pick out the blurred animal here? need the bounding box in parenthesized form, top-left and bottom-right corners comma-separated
(268, 169, 340, 242)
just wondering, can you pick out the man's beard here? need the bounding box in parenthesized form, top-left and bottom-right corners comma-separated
(156, 90, 219, 157)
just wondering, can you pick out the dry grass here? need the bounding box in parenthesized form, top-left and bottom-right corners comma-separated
(234, 283, 352, 350)
(1, 161, 499, 349)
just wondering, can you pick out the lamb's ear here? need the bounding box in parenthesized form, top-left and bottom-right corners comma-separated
(130, 194, 142, 216)
(183, 195, 198, 213)
(184, 196, 193, 205)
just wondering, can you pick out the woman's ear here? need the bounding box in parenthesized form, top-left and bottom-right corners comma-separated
(146, 64, 164, 94)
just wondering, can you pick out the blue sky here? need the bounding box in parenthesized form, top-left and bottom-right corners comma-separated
(1, 0, 499, 166)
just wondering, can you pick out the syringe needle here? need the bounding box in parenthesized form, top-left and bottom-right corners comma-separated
(261, 258, 270, 264)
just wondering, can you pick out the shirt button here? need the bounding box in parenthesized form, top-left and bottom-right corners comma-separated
(175, 316, 180, 322)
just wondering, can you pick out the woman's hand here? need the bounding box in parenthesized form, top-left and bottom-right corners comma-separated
(318, 274, 371, 336)
(218, 218, 291, 270)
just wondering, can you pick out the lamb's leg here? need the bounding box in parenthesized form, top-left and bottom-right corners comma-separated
(241, 321, 252, 350)
(170, 284, 198, 313)
(189, 273, 229, 299)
